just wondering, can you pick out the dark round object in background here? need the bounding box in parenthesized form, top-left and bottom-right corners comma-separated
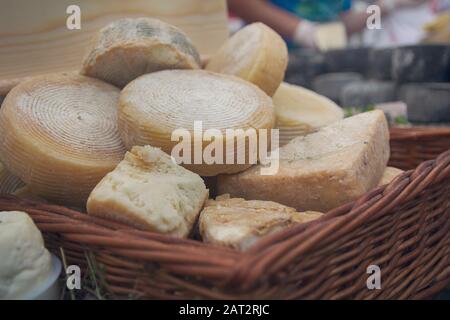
(285, 48, 326, 89)
(341, 81, 397, 107)
(312, 72, 363, 104)
(400, 83, 450, 123)
(392, 45, 450, 83)
(324, 48, 370, 75)
(368, 47, 394, 80)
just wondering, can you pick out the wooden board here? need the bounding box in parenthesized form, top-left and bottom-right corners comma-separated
(0, 0, 229, 82)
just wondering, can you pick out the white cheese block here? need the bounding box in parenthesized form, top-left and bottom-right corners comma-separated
(0, 211, 52, 299)
(315, 22, 348, 51)
(81, 17, 202, 88)
(119, 69, 275, 176)
(199, 195, 322, 251)
(217, 110, 390, 212)
(0, 161, 24, 194)
(205, 23, 288, 96)
(87, 146, 209, 238)
(0, 73, 126, 206)
(273, 82, 344, 146)
(378, 167, 404, 186)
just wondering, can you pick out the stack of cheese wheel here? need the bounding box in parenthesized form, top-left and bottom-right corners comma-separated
(81, 17, 202, 88)
(206, 23, 288, 96)
(119, 70, 275, 176)
(273, 82, 344, 146)
(0, 73, 126, 205)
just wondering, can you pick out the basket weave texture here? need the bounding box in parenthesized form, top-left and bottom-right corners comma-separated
(389, 126, 450, 170)
(0, 149, 448, 300)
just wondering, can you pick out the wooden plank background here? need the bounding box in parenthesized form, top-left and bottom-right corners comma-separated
(0, 0, 229, 84)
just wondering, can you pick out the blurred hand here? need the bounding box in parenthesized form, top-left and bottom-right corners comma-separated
(293, 20, 318, 48)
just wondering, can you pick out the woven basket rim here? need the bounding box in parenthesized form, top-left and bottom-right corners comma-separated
(390, 126, 450, 140)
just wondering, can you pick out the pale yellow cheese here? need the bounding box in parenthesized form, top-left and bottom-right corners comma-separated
(273, 82, 344, 146)
(119, 69, 275, 176)
(217, 111, 390, 212)
(87, 146, 208, 238)
(81, 17, 202, 88)
(199, 195, 322, 251)
(378, 167, 404, 186)
(0, 161, 24, 194)
(315, 22, 348, 51)
(0, 73, 126, 206)
(0, 211, 52, 299)
(205, 23, 288, 96)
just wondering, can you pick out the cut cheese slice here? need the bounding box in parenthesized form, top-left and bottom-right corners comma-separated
(0, 161, 24, 194)
(0, 73, 126, 205)
(273, 82, 344, 145)
(205, 23, 288, 96)
(81, 17, 202, 88)
(217, 110, 390, 212)
(315, 22, 347, 52)
(199, 195, 322, 251)
(378, 167, 404, 186)
(119, 69, 275, 176)
(87, 146, 208, 237)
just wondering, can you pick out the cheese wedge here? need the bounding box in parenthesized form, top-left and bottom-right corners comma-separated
(0, 161, 24, 194)
(81, 18, 202, 88)
(87, 146, 208, 237)
(119, 69, 275, 176)
(199, 195, 322, 251)
(0, 73, 126, 205)
(205, 23, 288, 96)
(273, 82, 344, 145)
(378, 167, 404, 186)
(217, 111, 390, 212)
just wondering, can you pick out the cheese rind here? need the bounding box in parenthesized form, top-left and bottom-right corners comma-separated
(0, 211, 52, 299)
(0, 161, 24, 194)
(199, 195, 322, 251)
(273, 82, 344, 145)
(217, 111, 390, 212)
(0, 73, 126, 205)
(205, 23, 288, 96)
(81, 18, 202, 88)
(378, 167, 404, 186)
(87, 146, 208, 238)
(119, 69, 275, 176)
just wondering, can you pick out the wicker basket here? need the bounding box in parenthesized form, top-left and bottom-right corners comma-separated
(389, 126, 450, 170)
(0, 150, 448, 300)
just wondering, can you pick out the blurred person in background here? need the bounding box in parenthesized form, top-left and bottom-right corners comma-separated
(228, 0, 431, 48)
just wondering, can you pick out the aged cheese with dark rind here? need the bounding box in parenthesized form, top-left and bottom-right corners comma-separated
(0, 73, 126, 205)
(81, 18, 202, 88)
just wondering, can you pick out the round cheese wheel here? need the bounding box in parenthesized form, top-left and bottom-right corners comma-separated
(0, 211, 52, 299)
(0, 73, 126, 205)
(205, 23, 288, 96)
(81, 17, 201, 88)
(119, 70, 275, 176)
(0, 161, 24, 194)
(273, 83, 344, 146)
